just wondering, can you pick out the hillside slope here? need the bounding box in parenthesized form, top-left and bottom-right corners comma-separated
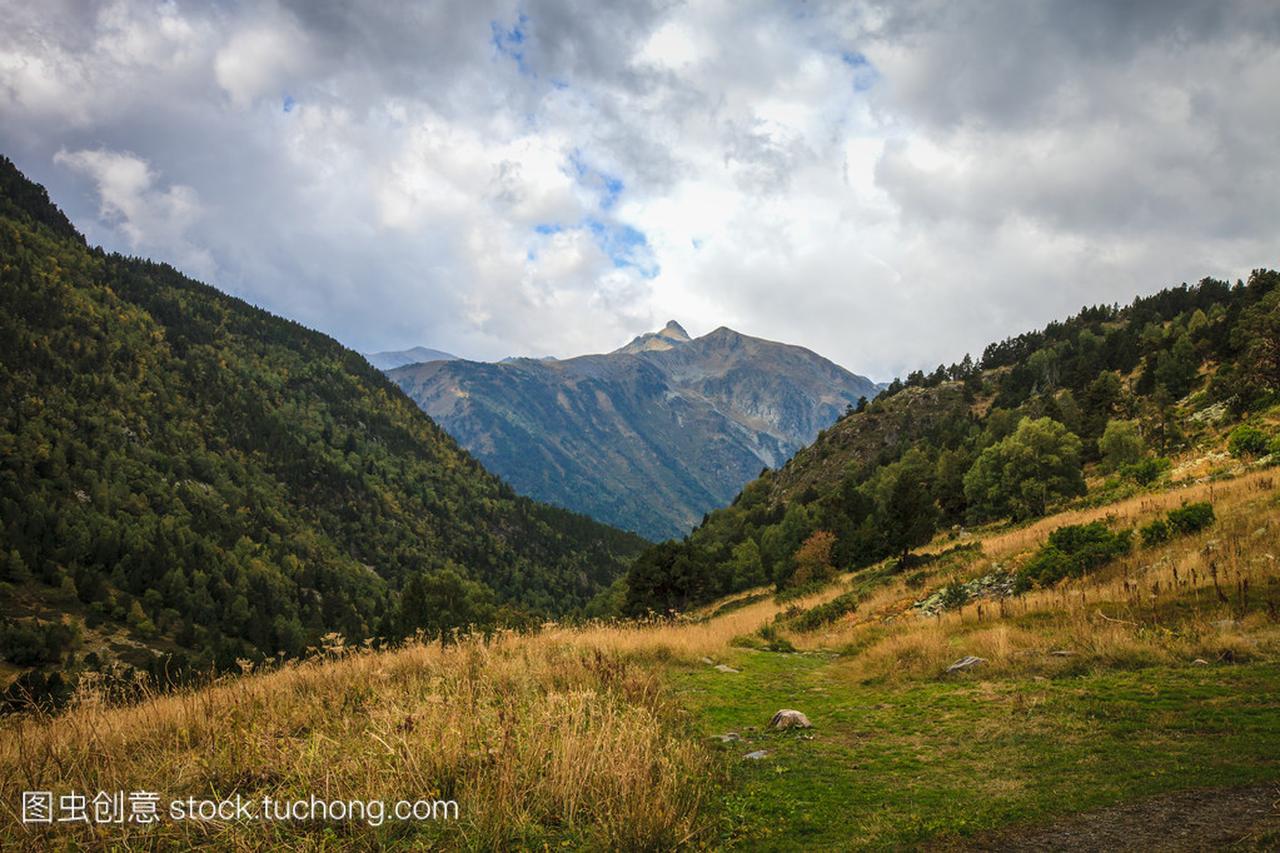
(0, 155, 646, 698)
(624, 269, 1280, 614)
(389, 322, 880, 539)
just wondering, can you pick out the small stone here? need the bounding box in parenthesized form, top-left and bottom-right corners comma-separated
(945, 655, 987, 674)
(700, 657, 714, 665)
(714, 664, 740, 673)
(1049, 650, 1075, 657)
(1211, 619, 1237, 630)
(744, 750, 769, 760)
(714, 732, 741, 743)
(1192, 658, 1210, 665)
(769, 709, 812, 729)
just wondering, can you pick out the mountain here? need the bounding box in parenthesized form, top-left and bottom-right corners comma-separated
(614, 319, 692, 353)
(365, 345, 458, 370)
(0, 155, 647, 698)
(623, 269, 1280, 615)
(388, 323, 881, 539)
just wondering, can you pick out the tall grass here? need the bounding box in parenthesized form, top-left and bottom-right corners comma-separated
(786, 473, 1280, 682)
(1, 633, 719, 849)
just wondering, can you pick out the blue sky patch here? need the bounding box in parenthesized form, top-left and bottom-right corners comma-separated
(566, 150, 625, 210)
(840, 51, 878, 92)
(584, 217, 658, 277)
(282, 94, 296, 113)
(491, 14, 532, 75)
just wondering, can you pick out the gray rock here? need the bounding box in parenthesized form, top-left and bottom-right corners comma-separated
(769, 709, 812, 729)
(714, 664, 740, 673)
(945, 655, 987, 674)
(714, 732, 741, 743)
(743, 750, 769, 760)
(1192, 658, 1210, 665)
(700, 656, 714, 665)
(1049, 650, 1075, 657)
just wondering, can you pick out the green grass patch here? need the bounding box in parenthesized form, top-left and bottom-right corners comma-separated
(676, 650, 1280, 850)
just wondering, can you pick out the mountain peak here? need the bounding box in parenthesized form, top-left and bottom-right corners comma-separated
(659, 320, 690, 341)
(614, 320, 692, 354)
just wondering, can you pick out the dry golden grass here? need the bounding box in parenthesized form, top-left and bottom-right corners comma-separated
(787, 473, 1280, 683)
(972, 468, 1276, 560)
(0, 632, 722, 850)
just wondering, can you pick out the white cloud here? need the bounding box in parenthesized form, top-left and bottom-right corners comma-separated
(1, 0, 1277, 380)
(53, 147, 215, 279)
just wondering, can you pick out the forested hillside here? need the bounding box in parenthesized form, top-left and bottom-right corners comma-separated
(626, 268, 1280, 614)
(0, 156, 646, 705)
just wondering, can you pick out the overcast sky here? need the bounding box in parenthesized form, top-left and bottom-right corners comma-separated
(2, 1, 1278, 380)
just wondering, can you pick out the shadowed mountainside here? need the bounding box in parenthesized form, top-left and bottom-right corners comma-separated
(389, 321, 880, 539)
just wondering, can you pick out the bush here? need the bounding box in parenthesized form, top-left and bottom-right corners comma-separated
(1140, 518, 1171, 546)
(1228, 425, 1270, 458)
(1139, 502, 1214, 547)
(1119, 456, 1171, 485)
(1019, 521, 1132, 588)
(787, 590, 861, 632)
(1166, 502, 1215, 535)
(940, 583, 971, 609)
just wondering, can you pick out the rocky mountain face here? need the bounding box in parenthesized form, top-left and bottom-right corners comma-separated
(365, 346, 457, 370)
(389, 323, 880, 539)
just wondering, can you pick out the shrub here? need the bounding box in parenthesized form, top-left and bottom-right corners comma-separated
(1140, 518, 1171, 547)
(1139, 502, 1215, 548)
(1119, 456, 1171, 485)
(1019, 521, 1132, 588)
(1166, 501, 1215, 535)
(788, 590, 861, 632)
(756, 623, 796, 652)
(1228, 424, 1270, 457)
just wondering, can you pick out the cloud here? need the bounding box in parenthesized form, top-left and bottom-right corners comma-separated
(2, 0, 1278, 379)
(53, 147, 215, 279)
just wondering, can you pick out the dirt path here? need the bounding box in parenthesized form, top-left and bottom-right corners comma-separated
(941, 783, 1280, 852)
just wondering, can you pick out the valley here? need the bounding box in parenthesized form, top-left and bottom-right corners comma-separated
(4, 434, 1278, 849)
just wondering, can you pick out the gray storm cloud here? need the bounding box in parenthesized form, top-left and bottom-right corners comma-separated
(1, 0, 1276, 379)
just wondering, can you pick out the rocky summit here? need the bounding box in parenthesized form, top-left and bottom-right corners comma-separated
(388, 323, 880, 539)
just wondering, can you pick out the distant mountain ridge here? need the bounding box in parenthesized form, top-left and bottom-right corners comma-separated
(389, 322, 880, 539)
(365, 346, 458, 370)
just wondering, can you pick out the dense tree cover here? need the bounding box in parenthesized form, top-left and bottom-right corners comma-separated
(624, 269, 1280, 616)
(962, 417, 1085, 521)
(0, 156, 647, 695)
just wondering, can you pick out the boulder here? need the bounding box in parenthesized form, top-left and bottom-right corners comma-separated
(769, 709, 812, 729)
(945, 655, 987, 674)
